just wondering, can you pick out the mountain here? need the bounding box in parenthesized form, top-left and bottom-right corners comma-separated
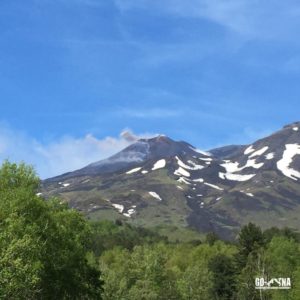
(41, 122, 300, 240)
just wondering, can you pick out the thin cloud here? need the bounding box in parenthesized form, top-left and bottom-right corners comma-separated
(0, 125, 154, 179)
(114, 0, 300, 40)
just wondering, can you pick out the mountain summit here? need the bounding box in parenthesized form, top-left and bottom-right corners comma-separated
(47, 135, 211, 180)
(42, 123, 300, 239)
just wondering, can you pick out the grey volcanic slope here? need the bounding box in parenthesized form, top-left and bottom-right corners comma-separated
(210, 145, 246, 160)
(46, 135, 206, 181)
(42, 122, 300, 239)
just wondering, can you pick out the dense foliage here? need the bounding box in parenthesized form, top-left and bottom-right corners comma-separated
(98, 223, 300, 300)
(89, 220, 167, 256)
(2, 161, 300, 299)
(0, 161, 102, 299)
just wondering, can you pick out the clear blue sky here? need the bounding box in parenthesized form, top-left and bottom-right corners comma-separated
(1, 0, 300, 178)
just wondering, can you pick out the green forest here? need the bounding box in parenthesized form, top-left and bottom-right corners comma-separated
(1, 161, 300, 299)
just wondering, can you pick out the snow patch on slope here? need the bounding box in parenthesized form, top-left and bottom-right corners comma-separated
(199, 157, 213, 162)
(126, 167, 142, 174)
(245, 159, 264, 169)
(249, 146, 269, 158)
(112, 204, 124, 213)
(193, 178, 204, 183)
(174, 167, 190, 177)
(148, 191, 162, 201)
(244, 145, 255, 155)
(240, 190, 254, 197)
(175, 156, 204, 170)
(189, 146, 212, 156)
(277, 144, 300, 180)
(123, 208, 135, 218)
(152, 159, 166, 170)
(204, 182, 224, 191)
(177, 177, 191, 185)
(221, 158, 263, 173)
(221, 161, 240, 173)
(265, 153, 275, 160)
(187, 160, 205, 169)
(219, 155, 265, 181)
(219, 172, 256, 182)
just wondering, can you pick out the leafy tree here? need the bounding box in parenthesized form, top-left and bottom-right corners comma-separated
(237, 231, 300, 300)
(90, 220, 167, 256)
(205, 231, 219, 246)
(236, 248, 268, 300)
(0, 161, 102, 299)
(99, 247, 131, 300)
(177, 261, 212, 300)
(265, 236, 300, 300)
(0, 160, 39, 190)
(98, 222, 300, 300)
(264, 227, 300, 243)
(236, 223, 265, 269)
(291, 266, 300, 300)
(101, 243, 179, 300)
(208, 254, 236, 299)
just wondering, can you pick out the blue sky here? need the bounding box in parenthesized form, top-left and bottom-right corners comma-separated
(1, 0, 300, 178)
